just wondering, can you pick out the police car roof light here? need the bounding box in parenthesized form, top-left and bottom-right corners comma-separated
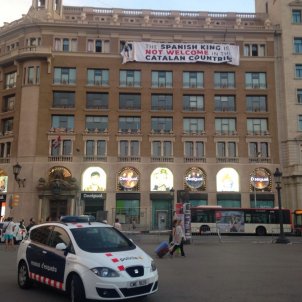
(60, 215, 96, 223)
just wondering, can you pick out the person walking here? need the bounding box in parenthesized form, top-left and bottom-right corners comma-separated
(26, 217, 36, 232)
(113, 218, 122, 231)
(3, 217, 16, 250)
(170, 219, 186, 257)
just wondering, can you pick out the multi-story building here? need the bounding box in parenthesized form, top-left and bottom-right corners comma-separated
(0, 0, 281, 229)
(255, 0, 302, 211)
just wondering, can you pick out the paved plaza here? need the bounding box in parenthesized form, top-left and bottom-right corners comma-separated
(0, 234, 302, 302)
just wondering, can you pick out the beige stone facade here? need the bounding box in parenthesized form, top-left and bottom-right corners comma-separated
(0, 0, 281, 229)
(256, 0, 302, 211)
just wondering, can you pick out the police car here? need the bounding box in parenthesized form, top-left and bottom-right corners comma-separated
(17, 216, 158, 302)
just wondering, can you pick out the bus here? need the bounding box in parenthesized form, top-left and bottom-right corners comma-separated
(190, 206, 292, 236)
(292, 209, 302, 236)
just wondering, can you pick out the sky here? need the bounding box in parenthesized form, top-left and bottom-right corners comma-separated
(0, 0, 255, 26)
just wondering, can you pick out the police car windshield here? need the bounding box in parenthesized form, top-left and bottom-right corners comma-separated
(71, 226, 136, 253)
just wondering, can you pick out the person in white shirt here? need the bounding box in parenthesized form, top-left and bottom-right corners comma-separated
(113, 218, 122, 231)
(169, 219, 186, 257)
(3, 217, 16, 250)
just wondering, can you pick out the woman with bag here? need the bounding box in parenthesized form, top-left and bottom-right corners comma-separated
(169, 219, 186, 257)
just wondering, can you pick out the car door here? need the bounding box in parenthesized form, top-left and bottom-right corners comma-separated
(42, 226, 71, 284)
(26, 225, 53, 277)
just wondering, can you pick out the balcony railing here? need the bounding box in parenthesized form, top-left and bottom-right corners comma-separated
(118, 156, 141, 162)
(83, 155, 107, 162)
(184, 157, 206, 163)
(151, 156, 174, 162)
(48, 156, 73, 162)
(216, 157, 239, 163)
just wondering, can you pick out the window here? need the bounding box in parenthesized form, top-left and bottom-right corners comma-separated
(243, 44, 266, 57)
(51, 115, 74, 131)
(87, 39, 110, 53)
(246, 96, 267, 112)
(119, 117, 140, 133)
(184, 141, 205, 158)
(87, 69, 109, 86)
(295, 64, 302, 78)
(214, 72, 235, 88)
(3, 95, 15, 112)
(152, 141, 172, 157)
(217, 141, 237, 157)
(53, 92, 75, 108)
(26, 37, 41, 47)
(245, 72, 267, 89)
(51, 139, 72, 156)
(249, 142, 269, 158)
(119, 140, 140, 156)
(85, 116, 108, 132)
(183, 118, 204, 134)
(292, 10, 302, 24)
(0, 142, 11, 158)
(86, 92, 108, 109)
(5, 71, 17, 89)
(299, 115, 302, 131)
(294, 38, 302, 53)
(120, 70, 141, 87)
(85, 140, 106, 157)
(183, 71, 203, 88)
(215, 118, 236, 134)
(54, 38, 77, 52)
(151, 94, 173, 110)
(247, 118, 268, 134)
(215, 96, 236, 112)
(151, 117, 173, 133)
(119, 94, 141, 110)
(2, 118, 13, 133)
(54, 68, 76, 85)
(24, 66, 40, 85)
(297, 89, 302, 104)
(152, 71, 172, 88)
(183, 95, 204, 111)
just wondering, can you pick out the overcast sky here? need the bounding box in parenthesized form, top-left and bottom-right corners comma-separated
(1, 0, 255, 26)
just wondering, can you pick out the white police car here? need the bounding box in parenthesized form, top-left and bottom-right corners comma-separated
(17, 216, 158, 302)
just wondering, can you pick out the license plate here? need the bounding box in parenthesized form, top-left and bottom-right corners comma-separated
(130, 279, 147, 287)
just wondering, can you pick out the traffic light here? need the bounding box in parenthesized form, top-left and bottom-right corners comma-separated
(12, 194, 20, 207)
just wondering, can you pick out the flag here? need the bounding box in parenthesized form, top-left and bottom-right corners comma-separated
(52, 136, 61, 149)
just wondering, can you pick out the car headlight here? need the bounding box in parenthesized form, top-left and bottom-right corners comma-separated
(151, 260, 157, 272)
(91, 267, 120, 277)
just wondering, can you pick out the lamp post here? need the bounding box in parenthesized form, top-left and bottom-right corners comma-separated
(273, 168, 290, 244)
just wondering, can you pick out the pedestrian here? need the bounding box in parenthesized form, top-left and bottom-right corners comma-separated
(113, 218, 122, 231)
(132, 218, 136, 230)
(19, 219, 26, 240)
(3, 217, 16, 250)
(169, 219, 178, 244)
(26, 217, 36, 232)
(170, 219, 186, 257)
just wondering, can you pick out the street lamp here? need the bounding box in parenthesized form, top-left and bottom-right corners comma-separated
(273, 168, 290, 244)
(13, 162, 26, 187)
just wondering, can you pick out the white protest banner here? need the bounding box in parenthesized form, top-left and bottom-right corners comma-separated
(121, 42, 239, 66)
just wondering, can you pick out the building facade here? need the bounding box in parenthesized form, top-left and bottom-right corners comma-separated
(255, 0, 302, 211)
(0, 0, 281, 229)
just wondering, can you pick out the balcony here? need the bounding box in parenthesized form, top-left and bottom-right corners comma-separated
(48, 155, 73, 162)
(216, 157, 239, 163)
(83, 155, 107, 162)
(184, 157, 206, 163)
(118, 156, 141, 162)
(151, 156, 174, 162)
(0, 46, 52, 65)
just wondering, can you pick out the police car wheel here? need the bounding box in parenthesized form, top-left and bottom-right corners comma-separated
(18, 261, 32, 289)
(70, 274, 86, 302)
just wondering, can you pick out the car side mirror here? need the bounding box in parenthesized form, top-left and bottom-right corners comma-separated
(56, 242, 67, 250)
